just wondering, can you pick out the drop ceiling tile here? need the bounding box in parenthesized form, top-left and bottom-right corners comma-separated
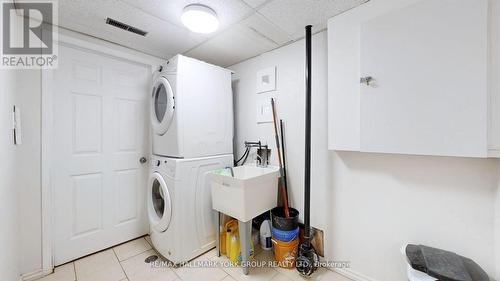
(186, 23, 278, 67)
(121, 0, 253, 34)
(57, 0, 207, 58)
(241, 0, 270, 8)
(240, 12, 292, 45)
(259, 0, 368, 39)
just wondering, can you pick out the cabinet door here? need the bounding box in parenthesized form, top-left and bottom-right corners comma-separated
(359, 0, 488, 157)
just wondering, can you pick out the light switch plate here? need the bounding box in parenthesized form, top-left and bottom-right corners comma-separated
(256, 97, 273, 123)
(256, 67, 276, 93)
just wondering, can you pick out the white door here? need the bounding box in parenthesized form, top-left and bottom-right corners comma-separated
(52, 45, 151, 265)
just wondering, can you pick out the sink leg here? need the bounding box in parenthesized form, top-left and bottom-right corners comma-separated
(238, 220, 252, 275)
(214, 211, 221, 257)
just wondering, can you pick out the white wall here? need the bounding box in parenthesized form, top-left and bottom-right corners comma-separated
(0, 69, 21, 281)
(329, 153, 497, 281)
(496, 173, 500, 279)
(14, 69, 43, 275)
(232, 31, 331, 232)
(230, 31, 499, 281)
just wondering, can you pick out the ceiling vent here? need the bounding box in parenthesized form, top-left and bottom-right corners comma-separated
(106, 18, 148, 36)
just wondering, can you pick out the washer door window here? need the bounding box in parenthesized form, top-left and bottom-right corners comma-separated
(148, 172, 172, 232)
(151, 76, 175, 135)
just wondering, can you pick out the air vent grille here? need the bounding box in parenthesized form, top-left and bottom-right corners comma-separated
(106, 18, 148, 36)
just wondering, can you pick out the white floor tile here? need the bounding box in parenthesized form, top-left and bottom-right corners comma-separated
(74, 249, 126, 281)
(269, 274, 293, 281)
(255, 250, 274, 262)
(114, 238, 152, 261)
(53, 240, 353, 281)
(36, 262, 76, 281)
(199, 248, 218, 260)
(212, 255, 278, 281)
(312, 268, 353, 281)
(174, 251, 227, 281)
(174, 264, 227, 281)
(275, 267, 352, 281)
(120, 249, 178, 281)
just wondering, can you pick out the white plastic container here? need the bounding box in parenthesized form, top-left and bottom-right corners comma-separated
(407, 264, 437, 281)
(210, 165, 279, 222)
(260, 220, 272, 250)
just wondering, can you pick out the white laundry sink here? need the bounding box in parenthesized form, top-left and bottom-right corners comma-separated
(210, 165, 280, 222)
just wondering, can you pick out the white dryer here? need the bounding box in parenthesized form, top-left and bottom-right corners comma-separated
(151, 55, 233, 158)
(148, 154, 233, 264)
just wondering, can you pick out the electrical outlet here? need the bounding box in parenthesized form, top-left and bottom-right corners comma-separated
(256, 97, 273, 123)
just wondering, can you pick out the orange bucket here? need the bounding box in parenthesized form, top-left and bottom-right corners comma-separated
(272, 238, 299, 269)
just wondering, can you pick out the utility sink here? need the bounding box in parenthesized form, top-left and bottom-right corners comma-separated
(210, 165, 279, 222)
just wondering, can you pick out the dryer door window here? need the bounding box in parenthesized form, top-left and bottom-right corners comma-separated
(154, 84, 168, 122)
(148, 172, 172, 232)
(151, 76, 175, 135)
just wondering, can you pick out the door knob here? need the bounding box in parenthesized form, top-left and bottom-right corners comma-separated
(140, 157, 147, 164)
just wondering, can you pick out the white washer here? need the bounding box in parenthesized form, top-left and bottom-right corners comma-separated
(148, 154, 233, 264)
(151, 55, 233, 158)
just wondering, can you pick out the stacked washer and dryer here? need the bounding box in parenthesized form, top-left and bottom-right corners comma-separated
(148, 55, 233, 264)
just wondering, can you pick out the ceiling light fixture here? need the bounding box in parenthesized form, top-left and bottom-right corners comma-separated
(181, 4, 219, 34)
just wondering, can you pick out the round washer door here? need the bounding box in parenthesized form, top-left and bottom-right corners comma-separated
(147, 172, 173, 232)
(151, 76, 175, 135)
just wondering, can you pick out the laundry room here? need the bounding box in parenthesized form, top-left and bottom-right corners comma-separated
(1, 0, 500, 281)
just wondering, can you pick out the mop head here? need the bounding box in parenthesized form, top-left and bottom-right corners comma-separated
(296, 242, 319, 277)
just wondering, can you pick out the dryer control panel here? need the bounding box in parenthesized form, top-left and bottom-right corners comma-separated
(151, 155, 176, 178)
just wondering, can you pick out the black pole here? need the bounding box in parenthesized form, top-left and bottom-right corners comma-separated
(280, 119, 289, 206)
(304, 25, 312, 247)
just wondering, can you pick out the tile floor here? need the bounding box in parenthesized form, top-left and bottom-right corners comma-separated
(36, 236, 353, 281)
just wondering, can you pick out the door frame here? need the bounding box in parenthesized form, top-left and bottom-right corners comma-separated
(41, 30, 162, 276)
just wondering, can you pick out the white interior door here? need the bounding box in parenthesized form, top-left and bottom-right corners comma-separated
(52, 44, 151, 265)
(359, 0, 488, 157)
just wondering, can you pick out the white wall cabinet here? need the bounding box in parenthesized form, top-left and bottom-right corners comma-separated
(328, 0, 500, 158)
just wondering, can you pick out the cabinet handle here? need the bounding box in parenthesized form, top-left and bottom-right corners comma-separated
(139, 157, 147, 164)
(360, 76, 374, 86)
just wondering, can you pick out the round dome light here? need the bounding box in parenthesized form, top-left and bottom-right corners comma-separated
(181, 4, 219, 34)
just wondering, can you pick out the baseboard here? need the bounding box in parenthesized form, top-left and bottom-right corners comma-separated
(488, 149, 500, 157)
(20, 268, 52, 281)
(331, 267, 380, 281)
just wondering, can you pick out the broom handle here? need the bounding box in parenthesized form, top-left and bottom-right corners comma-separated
(271, 98, 290, 218)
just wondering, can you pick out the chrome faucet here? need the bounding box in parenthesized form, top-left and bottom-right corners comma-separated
(255, 154, 267, 168)
(225, 166, 234, 177)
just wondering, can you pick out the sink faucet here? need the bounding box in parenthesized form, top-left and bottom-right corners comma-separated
(225, 166, 234, 177)
(255, 154, 267, 168)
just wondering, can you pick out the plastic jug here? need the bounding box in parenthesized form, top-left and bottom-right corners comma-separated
(225, 228, 233, 257)
(222, 219, 238, 256)
(237, 239, 254, 264)
(229, 233, 240, 264)
(260, 220, 272, 250)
